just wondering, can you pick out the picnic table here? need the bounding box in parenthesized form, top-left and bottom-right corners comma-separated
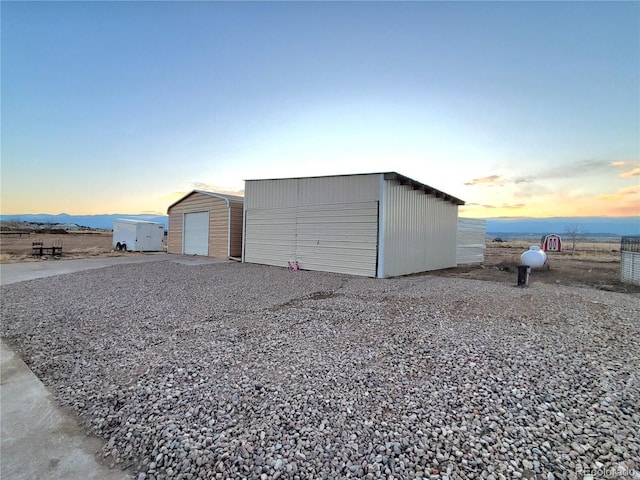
(32, 239, 63, 257)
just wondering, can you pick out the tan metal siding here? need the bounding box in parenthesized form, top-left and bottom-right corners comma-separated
(244, 175, 383, 275)
(167, 192, 230, 258)
(457, 218, 486, 264)
(244, 202, 378, 276)
(229, 202, 244, 257)
(296, 175, 381, 206)
(295, 202, 378, 277)
(382, 181, 459, 277)
(244, 179, 299, 210)
(209, 201, 228, 258)
(244, 174, 381, 209)
(245, 207, 297, 266)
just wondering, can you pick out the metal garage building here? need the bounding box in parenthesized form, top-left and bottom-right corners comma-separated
(167, 190, 243, 258)
(243, 172, 464, 278)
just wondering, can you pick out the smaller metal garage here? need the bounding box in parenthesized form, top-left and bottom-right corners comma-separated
(167, 190, 243, 258)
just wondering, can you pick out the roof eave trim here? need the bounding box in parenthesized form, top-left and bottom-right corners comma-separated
(383, 172, 465, 205)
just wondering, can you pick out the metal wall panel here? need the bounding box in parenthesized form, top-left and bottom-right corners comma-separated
(244, 179, 300, 210)
(244, 174, 382, 276)
(295, 202, 378, 277)
(456, 218, 486, 264)
(229, 202, 244, 257)
(244, 202, 378, 277)
(296, 175, 381, 206)
(244, 202, 378, 276)
(621, 251, 640, 285)
(244, 174, 381, 209)
(381, 181, 459, 277)
(244, 207, 297, 267)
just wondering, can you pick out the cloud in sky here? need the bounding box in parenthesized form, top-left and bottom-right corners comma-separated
(464, 175, 535, 187)
(619, 167, 640, 178)
(463, 202, 526, 210)
(466, 159, 638, 190)
(514, 177, 534, 184)
(595, 185, 640, 216)
(464, 175, 503, 186)
(461, 157, 638, 215)
(191, 183, 245, 197)
(597, 185, 639, 201)
(534, 158, 620, 181)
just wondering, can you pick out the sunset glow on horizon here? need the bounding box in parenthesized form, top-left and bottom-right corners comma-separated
(2, 2, 638, 219)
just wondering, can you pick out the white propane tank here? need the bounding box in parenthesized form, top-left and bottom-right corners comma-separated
(521, 245, 547, 269)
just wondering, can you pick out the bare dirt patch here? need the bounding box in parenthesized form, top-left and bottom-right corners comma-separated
(430, 240, 639, 294)
(0, 232, 163, 263)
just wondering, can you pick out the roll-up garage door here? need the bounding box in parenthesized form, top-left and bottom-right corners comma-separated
(244, 201, 378, 277)
(183, 211, 209, 255)
(244, 206, 297, 267)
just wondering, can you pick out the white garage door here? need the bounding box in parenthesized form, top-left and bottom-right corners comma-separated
(244, 206, 297, 267)
(183, 211, 209, 255)
(245, 201, 378, 277)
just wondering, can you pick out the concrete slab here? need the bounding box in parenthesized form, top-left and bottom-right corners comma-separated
(170, 256, 232, 266)
(0, 253, 232, 285)
(0, 340, 132, 479)
(0, 254, 170, 285)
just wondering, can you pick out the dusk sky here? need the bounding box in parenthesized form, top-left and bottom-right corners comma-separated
(1, 1, 638, 218)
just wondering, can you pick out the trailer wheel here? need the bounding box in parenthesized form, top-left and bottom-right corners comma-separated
(122, 243, 127, 251)
(115, 242, 122, 251)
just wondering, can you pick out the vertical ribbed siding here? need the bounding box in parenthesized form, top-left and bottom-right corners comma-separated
(296, 175, 380, 206)
(244, 179, 299, 209)
(381, 181, 458, 277)
(229, 202, 244, 257)
(243, 175, 383, 275)
(621, 251, 640, 285)
(244, 174, 381, 209)
(457, 218, 486, 264)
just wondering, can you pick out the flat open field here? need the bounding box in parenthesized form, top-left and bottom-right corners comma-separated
(433, 240, 639, 295)
(2, 233, 636, 294)
(0, 232, 155, 263)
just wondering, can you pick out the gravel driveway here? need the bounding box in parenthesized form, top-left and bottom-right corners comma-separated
(1, 261, 639, 479)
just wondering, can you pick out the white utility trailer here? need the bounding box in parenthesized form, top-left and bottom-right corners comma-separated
(113, 219, 165, 252)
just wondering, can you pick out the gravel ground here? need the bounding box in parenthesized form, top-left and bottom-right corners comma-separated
(1, 261, 639, 480)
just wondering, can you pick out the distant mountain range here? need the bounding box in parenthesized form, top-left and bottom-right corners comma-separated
(1, 213, 638, 236)
(484, 216, 639, 236)
(0, 213, 169, 230)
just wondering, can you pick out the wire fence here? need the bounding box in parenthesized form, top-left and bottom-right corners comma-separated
(621, 236, 640, 253)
